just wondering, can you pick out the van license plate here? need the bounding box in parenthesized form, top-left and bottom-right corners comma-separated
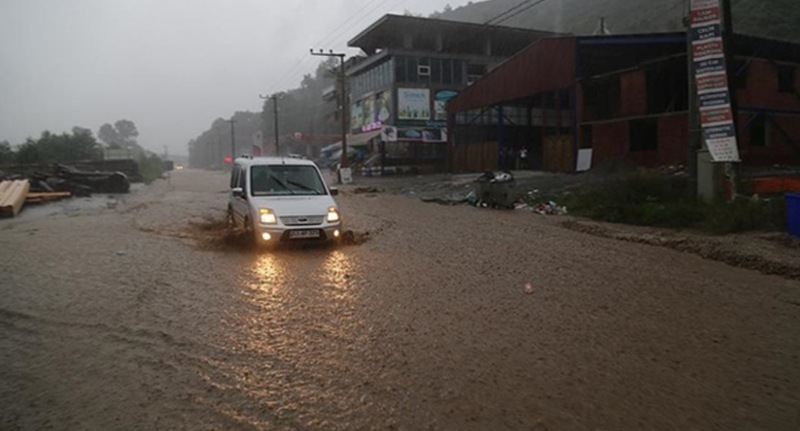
(289, 230, 320, 239)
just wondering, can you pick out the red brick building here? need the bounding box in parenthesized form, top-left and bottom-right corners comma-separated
(447, 33, 800, 173)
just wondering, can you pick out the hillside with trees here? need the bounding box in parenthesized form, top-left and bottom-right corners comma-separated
(0, 120, 165, 183)
(187, 58, 341, 169)
(435, 0, 800, 42)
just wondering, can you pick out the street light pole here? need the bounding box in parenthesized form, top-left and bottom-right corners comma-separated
(273, 95, 280, 156)
(311, 49, 348, 183)
(259, 93, 281, 156)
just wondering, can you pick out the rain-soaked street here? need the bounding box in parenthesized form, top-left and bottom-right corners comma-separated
(1, 169, 799, 430)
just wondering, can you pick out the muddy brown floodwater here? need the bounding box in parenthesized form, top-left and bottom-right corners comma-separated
(1, 169, 799, 430)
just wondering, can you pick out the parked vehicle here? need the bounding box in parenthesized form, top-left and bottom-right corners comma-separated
(228, 156, 342, 246)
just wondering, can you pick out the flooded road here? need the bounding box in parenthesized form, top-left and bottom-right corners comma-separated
(1, 169, 799, 430)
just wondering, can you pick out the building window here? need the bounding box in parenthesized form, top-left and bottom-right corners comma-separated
(407, 57, 418, 83)
(629, 118, 658, 152)
(750, 115, 766, 147)
(430, 58, 442, 83)
(583, 76, 620, 121)
(395, 57, 407, 83)
(467, 63, 486, 84)
(581, 125, 593, 149)
(778, 64, 796, 93)
(646, 58, 689, 114)
(453, 60, 464, 85)
(733, 60, 749, 89)
(442, 59, 453, 85)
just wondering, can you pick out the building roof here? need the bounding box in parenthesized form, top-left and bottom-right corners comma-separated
(348, 14, 554, 56)
(448, 36, 578, 113)
(448, 31, 800, 114)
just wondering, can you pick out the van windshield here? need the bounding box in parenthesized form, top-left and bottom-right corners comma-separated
(250, 165, 326, 196)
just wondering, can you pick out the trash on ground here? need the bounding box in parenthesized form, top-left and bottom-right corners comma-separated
(533, 201, 568, 216)
(472, 171, 519, 209)
(524, 283, 534, 294)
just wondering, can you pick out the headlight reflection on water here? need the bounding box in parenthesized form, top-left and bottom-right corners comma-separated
(321, 250, 358, 301)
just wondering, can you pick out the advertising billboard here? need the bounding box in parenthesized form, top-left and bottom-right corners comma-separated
(398, 88, 431, 121)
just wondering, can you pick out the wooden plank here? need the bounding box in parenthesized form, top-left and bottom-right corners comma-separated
(0, 180, 30, 218)
(26, 192, 71, 199)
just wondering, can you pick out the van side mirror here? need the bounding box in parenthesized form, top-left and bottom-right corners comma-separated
(232, 187, 244, 198)
(329, 187, 339, 196)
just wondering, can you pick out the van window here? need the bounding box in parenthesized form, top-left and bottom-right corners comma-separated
(251, 165, 326, 196)
(237, 166, 246, 189)
(230, 165, 240, 188)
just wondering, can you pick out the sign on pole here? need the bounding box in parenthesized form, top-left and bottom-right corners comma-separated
(690, 0, 740, 162)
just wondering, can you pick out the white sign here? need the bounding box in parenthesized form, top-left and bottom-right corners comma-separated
(690, 0, 740, 163)
(339, 167, 353, 184)
(576, 149, 593, 172)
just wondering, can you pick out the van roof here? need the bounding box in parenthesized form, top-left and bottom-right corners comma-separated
(234, 156, 317, 167)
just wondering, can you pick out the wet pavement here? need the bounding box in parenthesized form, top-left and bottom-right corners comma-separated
(1, 169, 799, 430)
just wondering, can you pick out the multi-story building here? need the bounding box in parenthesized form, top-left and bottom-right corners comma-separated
(344, 14, 552, 174)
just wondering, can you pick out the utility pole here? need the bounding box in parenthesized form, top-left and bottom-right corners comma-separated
(273, 95, 280, 156)
(721, 0, 739, 199)
(685, 6, 700, 198)
(311, 49, 348, 184)
(259, 94, 281, 156)
(216, 126, 223, 170)
(227, 118, 237, 165)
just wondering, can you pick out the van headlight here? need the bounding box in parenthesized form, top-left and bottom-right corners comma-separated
(259, 208, 277, 224)
(326, 207, 340, 222)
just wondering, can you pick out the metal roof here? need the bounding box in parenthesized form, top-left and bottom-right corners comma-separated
(348, 14, 554, 55)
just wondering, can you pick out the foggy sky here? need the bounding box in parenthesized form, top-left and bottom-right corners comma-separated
(0, 0, 467, 156)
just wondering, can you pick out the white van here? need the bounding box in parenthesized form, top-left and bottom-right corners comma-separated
(228, 156, 342, 245)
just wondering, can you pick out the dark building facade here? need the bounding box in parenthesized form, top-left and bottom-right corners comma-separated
(345, 14, 552, 174)
(447, 33, 800, 173)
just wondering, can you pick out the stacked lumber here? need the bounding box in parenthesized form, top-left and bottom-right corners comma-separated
(0, 180, 30, 218)
(26, 191, 72, 204)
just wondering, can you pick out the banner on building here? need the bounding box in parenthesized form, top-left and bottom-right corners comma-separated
(434, 90, 459, 120)
(397, 88, 431, 121)
(690, 0, 740, 162)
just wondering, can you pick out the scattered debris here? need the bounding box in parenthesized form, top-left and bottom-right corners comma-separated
(472, 171, 519, 209)
(532, 201, 568, 216)
(353, 186, 382, 194)
(56, 164, 130, 194)
(524, 283, 534, 294)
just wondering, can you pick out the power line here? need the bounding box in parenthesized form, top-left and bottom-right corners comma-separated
(492, 0, 554, 26)
(265, 0, 403, 95)
(485, 0, 534, 25)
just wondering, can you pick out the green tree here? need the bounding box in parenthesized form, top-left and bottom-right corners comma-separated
(115, 119, 139, 146)
(15, 139, 41, 164)
(98, 123, 119, 146)
(0, 141, 15, 165)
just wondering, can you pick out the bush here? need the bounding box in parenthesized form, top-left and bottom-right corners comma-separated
(558, 170, 786, 234)
(700, 197, 786, 234)
(137, 153, 164, 184)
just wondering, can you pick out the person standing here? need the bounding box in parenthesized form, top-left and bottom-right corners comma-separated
(519, 147, 529, 170)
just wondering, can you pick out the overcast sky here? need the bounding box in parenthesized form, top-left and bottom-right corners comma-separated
(0, 0, 467, 156)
